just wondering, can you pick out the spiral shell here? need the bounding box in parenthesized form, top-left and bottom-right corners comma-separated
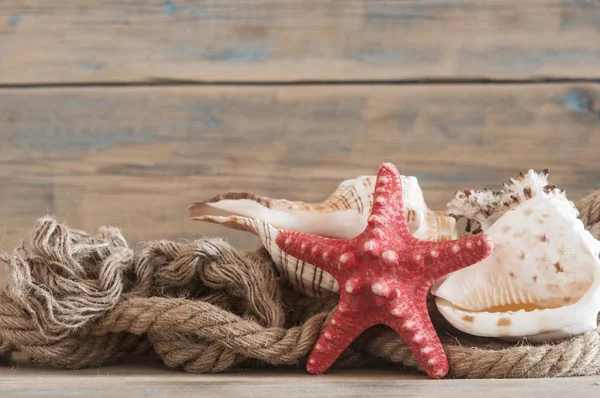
(190, 175, 459, 297)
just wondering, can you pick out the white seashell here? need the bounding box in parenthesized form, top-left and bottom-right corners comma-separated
(189, 175, 459, 297)
(432, 177, 600, 342)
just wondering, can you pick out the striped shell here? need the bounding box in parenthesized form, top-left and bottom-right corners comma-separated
(189, 175, 460, 298)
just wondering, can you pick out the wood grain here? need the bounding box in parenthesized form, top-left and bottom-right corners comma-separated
(1, 83, 599, 285)
(2, 0, 600, 84)
(1, 361, 600, 397)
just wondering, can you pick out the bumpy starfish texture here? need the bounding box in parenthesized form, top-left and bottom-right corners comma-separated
(275, 163, 494, 379)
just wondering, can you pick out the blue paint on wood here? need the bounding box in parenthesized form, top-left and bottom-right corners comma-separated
(366, 2, 459, 23)
(561, 2, 600, 29)
(561, 91, 592, 113)
(165, 0, 179, 15)
(163, 46, 272, 62)
(80, 62, 103, 72)
(79, 54, 104, 72)
(186, 104, 224, 132)
(16, 132, 156, 152)
(460, 48, 600, 73)
(208, 48, 271, 62)
(7, 13, 20, 27)
(188, 114, 221, 131)
(344, 48, 440, 65)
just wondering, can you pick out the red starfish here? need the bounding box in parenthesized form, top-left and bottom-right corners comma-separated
(275, 163, 493, 378)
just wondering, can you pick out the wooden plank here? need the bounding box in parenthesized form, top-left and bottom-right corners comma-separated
(1, 0, 600, 84)
(1, 83, 599, 286)
(1, 361, 600, 397)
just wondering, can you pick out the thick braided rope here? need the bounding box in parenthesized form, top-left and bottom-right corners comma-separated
(0, 217, 344, 371)
(361, 326, 600, 378)
(0, 190, 600, 378)
(579, 191, 600, 240)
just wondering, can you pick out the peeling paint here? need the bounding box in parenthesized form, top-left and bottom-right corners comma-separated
(206, 48, 271, 62)
(366, 2, 458, 23)
(7, 13, 20, 27)
(163, 46, 272, 62)
(165, 0, 179, 15)
(80, 63, 103, 72)
(561, 91, 593, 113)
(344, 48, 440, 65)
(460, 48, 600, 73)
(15, 131, 157, 152)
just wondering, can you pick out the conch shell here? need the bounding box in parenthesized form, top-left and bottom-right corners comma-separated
(190, 175, 459, 297)
(433, 170, 600, 342)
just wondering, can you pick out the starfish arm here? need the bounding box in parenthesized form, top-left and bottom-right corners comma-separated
(306, 306, 370, 374)
(276, 231, 346, 278)
(388, 299, 449, 379)
(420, 233, 494, 282)
(368, 163, 412, 239)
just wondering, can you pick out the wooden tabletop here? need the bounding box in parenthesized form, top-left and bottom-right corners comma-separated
(2, 1, 600, 396)
(2, 360, 600, 397)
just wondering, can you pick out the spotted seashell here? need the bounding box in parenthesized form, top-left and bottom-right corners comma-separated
(433, 171, 600, 342)
(189, 175, 459, 297)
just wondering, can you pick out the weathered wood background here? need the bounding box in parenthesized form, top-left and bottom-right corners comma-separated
(1, 0, 600, 287)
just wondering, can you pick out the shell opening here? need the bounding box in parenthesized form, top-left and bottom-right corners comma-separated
(442, 300, 564, 314)
(435, 277, 591, 314)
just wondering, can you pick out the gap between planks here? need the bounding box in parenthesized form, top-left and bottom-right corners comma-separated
(1, 77, 600, 89)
